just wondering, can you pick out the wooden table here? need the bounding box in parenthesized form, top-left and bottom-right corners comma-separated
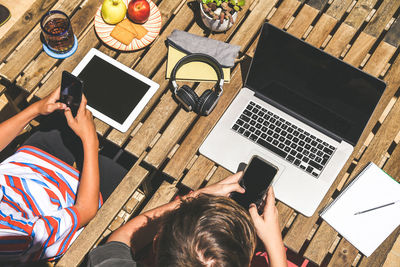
(1, 0, 400, 266)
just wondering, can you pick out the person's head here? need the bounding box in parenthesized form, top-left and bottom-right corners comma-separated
(155, 194, 257, 267)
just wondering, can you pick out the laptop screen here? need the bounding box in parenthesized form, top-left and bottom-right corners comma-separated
(245, 23, 386, 145)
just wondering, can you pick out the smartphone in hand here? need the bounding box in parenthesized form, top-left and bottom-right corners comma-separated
(231, 156, 278, 212)
(60, 71, 83, 116)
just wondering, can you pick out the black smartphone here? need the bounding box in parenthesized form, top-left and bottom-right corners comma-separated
(60, 71, 83, 117)
(231, 156, 278, 211)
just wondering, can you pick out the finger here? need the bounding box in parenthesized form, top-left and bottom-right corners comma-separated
(77, 95, 87, 116)
(51, 87, 61, 99)
(249, 204, 262, 222)
(264, 186, 276, 212)
(221, 171, 243, 184)
(48, 102, 67, 112)
(64, 108, 75, 125)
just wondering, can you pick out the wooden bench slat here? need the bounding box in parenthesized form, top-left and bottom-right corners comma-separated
(56, 164, 149, 267)
(286, 4, 320, 38)
(307, 0, 329, 11)
(304, 221, 338, 265)
(181, 155, 214, 190)
(0, 0, 57, 62)
(343, 0, 400, 66)
(268, 0, 302, 29)
(363, 0, 400, 38)
(327, 238, 360, 266)
(140, 180, 178, 214)
(344, 0, 378, 29)
(0, 0, 86, 82)
(324, 0, 379, 57)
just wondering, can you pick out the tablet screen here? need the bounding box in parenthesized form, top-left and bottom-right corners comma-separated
(77, 55, 151, 124)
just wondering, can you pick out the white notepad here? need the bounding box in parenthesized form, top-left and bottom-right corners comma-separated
(320, 162, 400, 257)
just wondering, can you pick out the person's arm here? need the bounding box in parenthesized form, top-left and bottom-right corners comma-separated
(64, 96, 100, 228)
(107, 172, 245, 254)
(0, 88, 66, 151)
(249, 187, 288, 267)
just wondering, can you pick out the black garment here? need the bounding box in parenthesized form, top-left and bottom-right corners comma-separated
(22, 112, 127, 201)
(87, 241, 137, 267)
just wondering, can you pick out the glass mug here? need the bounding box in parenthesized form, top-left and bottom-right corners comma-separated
(40, 10, 75, 53)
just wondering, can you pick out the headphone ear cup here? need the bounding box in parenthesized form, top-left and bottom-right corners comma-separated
(198, 89, 219, 116)
(176, 85, 199, 112)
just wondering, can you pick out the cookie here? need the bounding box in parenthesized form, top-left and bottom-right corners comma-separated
(131, 23, 148, 39)
(110, 24, 136, 45)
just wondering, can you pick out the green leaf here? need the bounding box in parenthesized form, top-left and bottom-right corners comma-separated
(230, 0, 237, 5)
(237, 0, 245, 6)
(233, 5, 240, 11)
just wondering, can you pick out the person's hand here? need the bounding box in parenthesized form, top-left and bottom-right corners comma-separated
(196, 172, 245, 197)
(34, 87, 67, 115)
(249, 187, 282, 247)
(64, 95, 98, 146)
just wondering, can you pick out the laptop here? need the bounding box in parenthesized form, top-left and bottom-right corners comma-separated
(199, 23, 386, 217)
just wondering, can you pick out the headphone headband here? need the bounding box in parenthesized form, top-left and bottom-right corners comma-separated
(170, 53, 224, 95)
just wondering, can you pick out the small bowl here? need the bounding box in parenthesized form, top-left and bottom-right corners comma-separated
(199, 3, 237, 32)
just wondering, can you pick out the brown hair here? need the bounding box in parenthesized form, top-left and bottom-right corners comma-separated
(155, 194, 257, 267)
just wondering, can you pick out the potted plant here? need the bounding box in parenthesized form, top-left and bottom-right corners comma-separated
(199, 0, 245, 32)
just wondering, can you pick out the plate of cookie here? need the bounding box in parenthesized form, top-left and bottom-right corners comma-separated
(94, 0, 161, 51)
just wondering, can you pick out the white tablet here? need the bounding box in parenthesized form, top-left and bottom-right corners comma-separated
(72, 48, 159, 132)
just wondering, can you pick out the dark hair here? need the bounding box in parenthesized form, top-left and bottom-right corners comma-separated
(155, 194, 257, 267)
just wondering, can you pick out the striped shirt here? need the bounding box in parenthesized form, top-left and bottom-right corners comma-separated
(0, 145, 101, 262)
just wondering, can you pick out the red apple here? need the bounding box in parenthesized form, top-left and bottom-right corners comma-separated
(127, 0, 150, 24)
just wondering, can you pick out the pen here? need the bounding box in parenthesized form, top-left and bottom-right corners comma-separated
(354, 200, 400, 215)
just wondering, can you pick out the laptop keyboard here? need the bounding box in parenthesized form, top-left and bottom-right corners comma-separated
(231, 101, 337, 178)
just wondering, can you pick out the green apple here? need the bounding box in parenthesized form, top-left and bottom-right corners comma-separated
(101, 0, 127, 24)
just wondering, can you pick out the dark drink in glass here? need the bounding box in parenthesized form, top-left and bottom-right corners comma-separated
(41, 10, 75, 53)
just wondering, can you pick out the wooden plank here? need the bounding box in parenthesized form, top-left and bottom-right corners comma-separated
(324, 0, 379, 57)
(181, 155, 214, 190)
(205, 166, 232, 186)
(306, 13, 339, 48)
(383, 17, 400, 47)
(287, 4, 320, 38)
(362, 17, 400, 76)
(344, 0, 377, 29)
(307, 0, 329, 11)
(140, 180, 178, 213)
(106, 0, 196, 147)
(268, 0, 301, 29)
(304, 222, 338, 265)
(0, 0, 57, 62)
(327, 239, 360, 266)
(0, 0, 86, 82)
(16, 0, 102, 92)
(306, 0, 353, 48)
(125, 0, 260, 157)
(343, 0, 400, 66)
(342, 31, 376, 66)
(363, 41, 397, 77)
(56, 164, 149, 267)
(363, 0, 400, 38)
